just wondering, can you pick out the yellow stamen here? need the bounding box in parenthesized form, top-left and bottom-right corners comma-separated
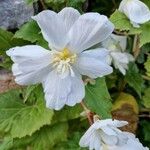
(54, 48, 77, 63)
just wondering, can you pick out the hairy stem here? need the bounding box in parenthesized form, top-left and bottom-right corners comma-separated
(132, 35, 140, 59)
(80, 101, 93, 125)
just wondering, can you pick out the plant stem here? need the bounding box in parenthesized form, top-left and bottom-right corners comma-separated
(142, 75, 150, 81)
(80, 101, 93, 125)
(40, 0, 47, 10)
(132, 35, 140, 59)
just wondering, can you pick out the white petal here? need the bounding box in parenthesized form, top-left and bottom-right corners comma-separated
(58, 7, 80, 32)
(119, 0, 150, 25)
(111, 52, 129, 64)
(6, 45, 52, 85)
(68, 13, 114, 53)
(100, 131, 118, 145)
(79, 126, 97, 147)
(65, 73, 85, 106)
(100, 126, 117, 136)
(102, 34, 127, 52)
(13, 64, 52, 85)
(42, 70, 84, 110)
(6, 45, 51, 63)
(79, 48, 110, 63)
(32, 10, 68, 50)
(75, 50, 113, 78)
(111, 34, 127, 51)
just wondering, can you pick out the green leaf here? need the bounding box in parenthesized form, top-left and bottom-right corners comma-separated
(54, 132, 86, 150)
(14, 20, 49, 49)
(144, 56, 150, 77)
(8, 122, 68, 150)
(23, 85, 38, 103)
(0, 90, 54, 138)
(140, 120, 150, 142)
(53, 105, 82, 123)
(84, 77, 112, 119)
(110, 10, 142, 34)
(0, 29, 13, 51)
(25, 0, 38, 5)
(125, 63, 144, 97)
(14, 20, 41, 43)
(0, 137, 13, 150)
(142, 88, 150, 108)
(140, 22, 150, 46)
(0, 28, 29, 53)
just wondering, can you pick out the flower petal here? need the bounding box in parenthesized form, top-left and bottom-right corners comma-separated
(119, 0, 150, 25)
(6, 45, 52, 85)
(68, 13, 114, 53)
(79, 48, 110, 63)
(100, 131, 118, 145)
(32, 10, 68, 50)
(42, 70, 84, 110)
(79, 127, 97, 147)
(75, 49, 113, 78)
(102, 34, 127, 52)
(58, 7, 80, 32)
(12, 63, 52, 85)
(65, 73, 85, 106)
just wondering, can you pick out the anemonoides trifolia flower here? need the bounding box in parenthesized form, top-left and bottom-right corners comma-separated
(79, 119, 148, 150)
(7, 7, 114, 110)
(102, 34, 134, 75)
(119, 0, 150, 28)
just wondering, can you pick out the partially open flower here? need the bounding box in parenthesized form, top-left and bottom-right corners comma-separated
(119, 0, 150, 28)
(79, 119, 148, 150)
(7, 7, 114, 110)
(102, 34, 134, 75)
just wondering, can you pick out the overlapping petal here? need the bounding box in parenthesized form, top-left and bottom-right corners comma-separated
(79, 119, 147, 150)
(32, 10, 68, 50)
(58, 7, 80, 32)
(42, 70, 84, 110)
(67, 13, 114, 53)
(79, 119, 128, 150)
(102, 34, 134, 75)
(75, 48, 113, 78)
(6, 45, 52, 85)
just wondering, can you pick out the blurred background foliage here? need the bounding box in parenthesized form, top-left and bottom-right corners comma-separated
(0, 0, 150, 149)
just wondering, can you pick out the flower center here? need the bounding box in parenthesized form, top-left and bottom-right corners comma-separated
(52, 48, 77, 77)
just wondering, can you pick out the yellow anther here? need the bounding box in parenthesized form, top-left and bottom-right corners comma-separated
(54, 48, 77, 63)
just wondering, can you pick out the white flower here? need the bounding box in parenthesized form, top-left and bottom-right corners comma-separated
(6, 7, 114, 110)
(79, 119, 148, 150)
(119, 0, 150, 28)
(102, 34, 134, 75)
(108, 132, 149, 150)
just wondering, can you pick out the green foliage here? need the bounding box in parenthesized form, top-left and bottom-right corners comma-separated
(110, 10, 150, 46)
(110, 10, 142, 35)
(53, 105, 82, 123)
(144, 56, 150, 77)
(25, 0, 38, 5)
(0, 29, 29, 53)
(140, 22, 150, 46)
(142, 88, 150, 109)
(0, 89, 54, 138)
(14, 20, 48, 49)
(0, 122, 68, 150)
(125, 63, 144, 97)
(138, 120, 150, 148)
(85, 77, 112, 119)
(45, 0, 85, 12)
(54, 132, 86, 150)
